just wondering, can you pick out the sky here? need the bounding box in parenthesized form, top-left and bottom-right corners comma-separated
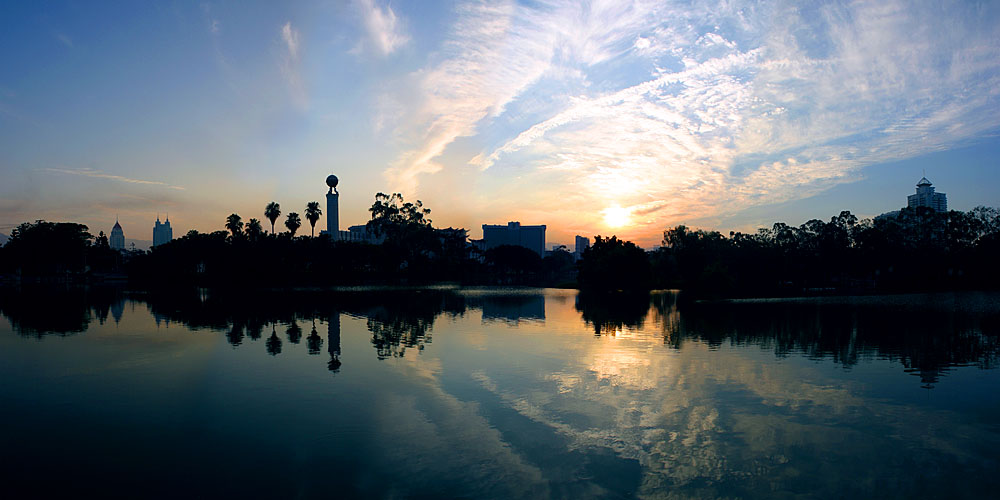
(1, 0, 998, 248)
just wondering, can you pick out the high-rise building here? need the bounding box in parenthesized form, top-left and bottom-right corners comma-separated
(153, 215, 173, 247)
(110, 217, 125, 250)
(574, 235, 590, 258)
(481, 222, 546, 256)
(907, 177, 947, 212)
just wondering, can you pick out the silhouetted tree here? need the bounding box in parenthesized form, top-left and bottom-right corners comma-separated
(95, 231, 109, 248)
(485, 245, 542, 283)
(245, 218, 264, 241)
(264, 202, 281, 235)
(577, 236, 650, 290)
(2, 221, 92, 276)
(225, 213, 243, 238)
(304, 201, 322, 237)
(285, 212, 302, 237)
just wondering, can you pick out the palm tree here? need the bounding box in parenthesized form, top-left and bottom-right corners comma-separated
(264, 202, 281, 235)
(285, 212, 302, 237)
(225, 213, 243, 238)
(304, 201, 322, 237)
(246, 218, 264, 241)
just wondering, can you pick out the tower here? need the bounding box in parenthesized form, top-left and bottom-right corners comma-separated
(110, 216, 126, 250)
(326, 174, 340, 239)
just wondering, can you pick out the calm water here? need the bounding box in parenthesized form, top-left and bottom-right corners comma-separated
(2, 288, 999, 499)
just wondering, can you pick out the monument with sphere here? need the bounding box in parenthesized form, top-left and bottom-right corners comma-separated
(326, 174, 339, 238)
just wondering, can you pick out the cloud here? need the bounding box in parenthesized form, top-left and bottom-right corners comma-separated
(42, 168, 185, 190)
(280, 21, 307, 108)
(376, 0, 1000, 245)
(358, 0, 410, 56)
(55, 33, 73, 48)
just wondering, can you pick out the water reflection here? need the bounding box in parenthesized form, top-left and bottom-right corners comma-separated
(2, 287, 1000, 498)
(2, 287, 998, 388)
(575, 290, 651, 335)
(661, 295, 1000, 388)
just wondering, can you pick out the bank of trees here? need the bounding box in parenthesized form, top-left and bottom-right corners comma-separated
(0, 221, 127, 278)
(3, 198, 998, 295)
(652, 207, 1000, 296)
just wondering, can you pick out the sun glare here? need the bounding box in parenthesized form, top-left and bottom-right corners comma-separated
(603, 205, 630, 228)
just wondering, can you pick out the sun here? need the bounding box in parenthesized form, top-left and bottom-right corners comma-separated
(603, 205, 631, 228)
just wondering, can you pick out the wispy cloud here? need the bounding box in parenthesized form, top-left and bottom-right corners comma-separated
(280, 21, 307, 108)
(43, 168, 185, 190)
(358, 0, 409, 56)
(55, 33, 74, 49)
(382, 0, 1000, 245)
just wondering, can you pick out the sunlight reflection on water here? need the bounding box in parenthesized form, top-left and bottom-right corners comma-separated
(1, 288, 998, 498)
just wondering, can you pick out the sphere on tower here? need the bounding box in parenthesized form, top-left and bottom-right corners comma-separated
(326, 174, 339, 189)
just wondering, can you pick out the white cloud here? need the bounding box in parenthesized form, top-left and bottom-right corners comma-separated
(380, 0, 1000, 244)
(279, 21, 307, 108)
(358, 0, 410, 56)
(43, 168, 185, 190)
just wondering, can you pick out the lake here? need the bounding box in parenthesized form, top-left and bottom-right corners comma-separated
(2, 287, 999, 499)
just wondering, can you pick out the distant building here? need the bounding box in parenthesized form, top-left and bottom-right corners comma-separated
(574, 235, 590, 260)
(907, 177, 947, 212)
(110, 218, 125, 250)
(344, 224, 384, 244)
(481, 222, 546, 256)
(152, 215, 173, 247)
(878, 176, 949, 222)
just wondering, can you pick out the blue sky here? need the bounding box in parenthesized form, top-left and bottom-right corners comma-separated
(1, 0, 998, 247)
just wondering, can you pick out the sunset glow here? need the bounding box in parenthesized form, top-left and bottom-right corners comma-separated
(603, 205, 631, 229)
(1, 1, 998, 247)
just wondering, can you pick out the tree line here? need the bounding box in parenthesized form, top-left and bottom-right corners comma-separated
(1, 194, 998, 296)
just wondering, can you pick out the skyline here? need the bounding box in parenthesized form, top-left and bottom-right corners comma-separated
(2, 1, 999, 248)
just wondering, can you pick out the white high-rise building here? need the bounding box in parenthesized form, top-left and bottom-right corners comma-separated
(907, 177, 947, 212)
(110, 218, 126, 250)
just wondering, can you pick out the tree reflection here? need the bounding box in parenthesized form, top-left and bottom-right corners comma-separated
(0, 286, 124, 337)
(307, 321, 323, 355)
(6, 286, 996, 388)
(286, 321, 302, 344)
(653, 292, 1000, 388)
(266, 327, 282, 356)
(575, 290, 651, 336)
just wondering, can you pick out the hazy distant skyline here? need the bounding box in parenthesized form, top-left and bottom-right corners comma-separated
(1, 1, 998, 247)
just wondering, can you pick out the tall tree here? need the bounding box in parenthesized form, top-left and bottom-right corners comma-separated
(285, 212, 302, 237)
(245, 218, 264, 241)
(225, 213, 243, 238)
(264, 202, 281, 235)
(304, 201, 322, 237)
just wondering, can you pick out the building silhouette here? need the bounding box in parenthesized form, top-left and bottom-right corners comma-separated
(907, 177, 947, 212)
(152, 215, 173, 247)
(480, 222, 546, 256)
(110, 218, 125, 250)
(574, 235, 590, 260)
